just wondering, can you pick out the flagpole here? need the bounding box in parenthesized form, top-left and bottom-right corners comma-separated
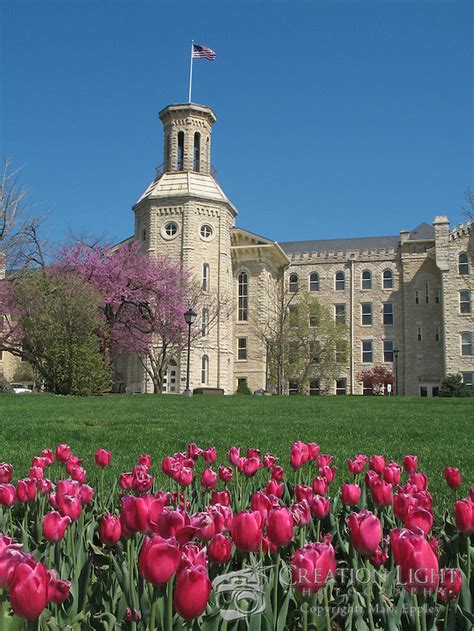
(188, 40, 194, 103)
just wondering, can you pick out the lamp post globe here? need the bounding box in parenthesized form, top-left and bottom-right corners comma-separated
(183, 308, 197, 396)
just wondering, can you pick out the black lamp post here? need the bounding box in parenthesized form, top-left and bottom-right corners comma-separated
(393, 348, 399, 396)
(183, 308, 197, 397)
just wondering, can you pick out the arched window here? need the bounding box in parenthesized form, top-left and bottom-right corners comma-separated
(458, 252, 469, 275)
(238, 271, 248, 321)
(201, 355, 209, 384)
(335, 271, 345, 291)
(193, 132, 201, 172)
(383, 269, 393, 289)
(309, 272, 319, 292)
(289, 273, 299, 293)
(201, 308, 209, 337)
(177, 131, 184, 171)
(202, 263, 210, 291)
(361, 270, 372, 290)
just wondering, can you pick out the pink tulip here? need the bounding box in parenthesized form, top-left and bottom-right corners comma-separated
(55, 444, 71, 463)
(341, 483, 361, 507)
(266, 507, 294, 547)
(371, 480, 393, 507)
(443, 467, 461, 490)
(202, 447, 217, 464)
(174, 565, 211, 619)
(403, 506, 433, 535)
(291, 542, 336, 593)
(10, 561, 48, 620)
(369, 455, 385, 475)
(42, 511, 71, 542)
(95, 448, 112, 468)
(403, 454, 418, 473)
(311, 495, 330, 519)
(46, 569, 71, 604)
(454, 498, 474, 534)
(218, 466, 233, 483)
(0, 463, 13, 484)
(392, 528, 439, 594)
(139, 535, 181, 585)
(201, 467, 217, 490)
(227, 447, 240, 466)
(312, 476, 328, 495)
(16, 479, 36, 503)
(438, 568, 463, 602)
(348, 455, 368, 475)
(0, 483, 16, 507)
(231, 511, 263, 552)
(57, 494, 82, 521)
(347, 509, 381, 556)
(100, 514, 122, 546)
(208, 533, 232, 563)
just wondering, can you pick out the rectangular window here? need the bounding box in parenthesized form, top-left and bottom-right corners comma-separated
(310, 341, 320, 364)
(288, 341, 299, 364)
(417, 325, 422, 342)
(435, 288, 441, 304)
(289, 304, 298, 326)
(435, 324, 441, 342)
(383, 340, 394, 362)
(336, 378, 347, 395)
(335, 304, 346, 323)
(414, 290, 420, 304)
(363, 382, 373, 396)
(237, 338, 247, 361)
(460, 291, 471, 314)
(238, 272, 248, 321)
(361, 303, 372, 325)
(425, 282, 430, 304)
(462, 372, 473, 393)
(288, 382, 299, 395)
(461, 332, 472, 356)
(202, 263, 210, 292)
(309, 379, 320, 395)
(362, 339, 373, 363)
(383, 303, 394, 325)
(309, 313, 318, 327)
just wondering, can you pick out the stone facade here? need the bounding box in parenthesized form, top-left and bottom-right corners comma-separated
(120, 101, 473, 397)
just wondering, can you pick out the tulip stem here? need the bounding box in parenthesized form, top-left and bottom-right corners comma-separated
(273, 551, 280, 629)
(364, 558, 375, 631)
(302, 600, 308, 631)
(467, 534, 471, 595)
(166, 578, 174, 631)
(412, 594, 422, 631)
(323, 585, 331, 631)
(443, 602, 449, 631)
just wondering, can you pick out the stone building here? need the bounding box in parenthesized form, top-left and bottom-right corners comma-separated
(1, 101, 472, 396)
(118, 101, 473, 397)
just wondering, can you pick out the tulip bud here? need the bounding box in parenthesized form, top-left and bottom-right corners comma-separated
(218, 466, 233, 483)
(173, 565, 211, 619)
(403, 454, 418, 473)
(341, 483, 361, 507)
(139, 535, 181, 585)
(348, 455, 368, 475)
(454, 498, 474, 534)
(100, 514, 122, 546)
(55, 444, 71, 463)
(369, 455, 385, 475)
(208, 533, 232, 563)
(138, 453, 152, 469)
(443, 467, 462, 490)
(46, 569, 71, 604)
(403, 506, 433, 535)
(231, 511, 263, 552)
(394, 528, 439, 594)
(371, 480, 393, 507)
(95, 448, 112, 468)
(16, 479, 36, 503)
(311, 495, 330, 519)
(0, 483, 16, 507)
(291, 542, 336, 593)
(202, 447, 217, 464)
(42, 511, 71, 542)
(438, 568, 463, 602)
(266, 507, 294, 547)
(0, 463, 13, 484)
(312, 476, 328, 496)
(10, 561, 48, 620)
(347, 509, 381, 556)
(271, 465, 285, 481)
(201, 467, 217, 490)
(227, 447, 240, 466)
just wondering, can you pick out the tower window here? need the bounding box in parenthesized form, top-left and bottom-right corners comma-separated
(458, 252, 469, 275)
(201, 355, 209, 384)
(435, 324, 441, 342)
(335, 271, 345, 291)
(202, 263, 210, 291)
(193, 132, 201, 172)
(238, 271, 248, 321)
(361, 270, 372, 290)
(164, 222, 178, 237)
(289, 274, 299, 293)
(460, 290, 471, 314)
(435, 288, 441, 303)
(425, 283, 430, 304)
(417, 325, 422, 342)
(200, 224, 213, 239)
(414, 290, 420, 304)
(383, 269, 393, 289)
(141, 228, 147, 242)
(309, 273, 319, 291)
(177, 131, 184, 171)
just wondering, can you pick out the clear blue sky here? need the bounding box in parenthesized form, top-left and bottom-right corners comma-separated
(1, 1, 472, 246)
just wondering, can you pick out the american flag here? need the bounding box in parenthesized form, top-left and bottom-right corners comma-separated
(192, 44, 216, 61)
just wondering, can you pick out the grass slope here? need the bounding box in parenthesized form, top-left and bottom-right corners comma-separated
(0, 394, 472, 511)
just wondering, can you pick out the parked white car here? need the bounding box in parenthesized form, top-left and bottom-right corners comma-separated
(10, 383, 33, 394)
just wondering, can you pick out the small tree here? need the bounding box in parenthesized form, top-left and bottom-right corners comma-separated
(0, 270, 110, 395)
(357, 366, 394, 395)
(440, 373, 470, 397)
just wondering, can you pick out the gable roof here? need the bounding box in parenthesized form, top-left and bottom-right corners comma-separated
(406, 222, 435, 241)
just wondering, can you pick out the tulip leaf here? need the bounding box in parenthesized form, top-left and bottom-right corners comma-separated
(276, 587, 291, 631)
(459, 569, 472, 614)
(354, 615, 370, 631)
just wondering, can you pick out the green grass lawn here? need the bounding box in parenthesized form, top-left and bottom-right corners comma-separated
(0, 394, 472, 512)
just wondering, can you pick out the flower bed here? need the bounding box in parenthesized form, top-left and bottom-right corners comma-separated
(0, 441, 473, 629)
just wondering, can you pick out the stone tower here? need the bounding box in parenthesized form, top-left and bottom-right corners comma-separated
(132, 103, 238, 394)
